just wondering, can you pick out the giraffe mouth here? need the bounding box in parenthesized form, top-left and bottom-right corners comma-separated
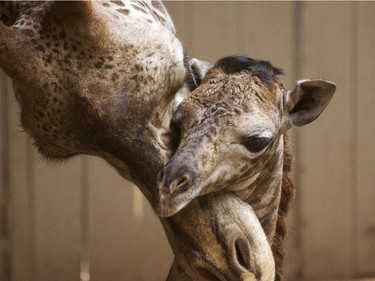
(155, 163, 203, 217)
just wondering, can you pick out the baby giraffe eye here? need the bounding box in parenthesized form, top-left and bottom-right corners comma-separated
(243, 136, 272, 153)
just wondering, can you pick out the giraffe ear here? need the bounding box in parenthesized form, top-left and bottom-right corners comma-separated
(284, 79, 336, 127)
(172, 58, 211, 124)
(188, 58, 211, 88)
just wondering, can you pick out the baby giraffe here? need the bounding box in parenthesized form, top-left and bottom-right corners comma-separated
(156, 56, 335, 219)
(156, 55, 335, 280)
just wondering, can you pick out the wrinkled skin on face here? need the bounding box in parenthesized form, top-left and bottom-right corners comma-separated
(0, 2, 282, 280)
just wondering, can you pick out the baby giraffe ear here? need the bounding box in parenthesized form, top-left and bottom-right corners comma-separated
(172, 58, 211, 124)
(284, 79, 336, 127)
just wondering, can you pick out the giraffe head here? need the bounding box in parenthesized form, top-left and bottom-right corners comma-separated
(0, 1, 186, 191)
(156, 56, 336, 217)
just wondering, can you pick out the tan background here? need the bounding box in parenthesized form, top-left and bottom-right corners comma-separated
(1, 2, 374, 281)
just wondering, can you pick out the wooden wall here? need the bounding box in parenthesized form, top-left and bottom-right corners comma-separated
(0, 2, 374, 281)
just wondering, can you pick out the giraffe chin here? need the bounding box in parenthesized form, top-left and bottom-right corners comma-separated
(155, 184, 202, 217)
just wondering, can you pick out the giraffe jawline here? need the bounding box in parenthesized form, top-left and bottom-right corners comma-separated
(225, 172, 260, 192)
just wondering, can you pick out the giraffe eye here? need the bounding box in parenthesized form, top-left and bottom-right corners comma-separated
(243, 136, 272, 153)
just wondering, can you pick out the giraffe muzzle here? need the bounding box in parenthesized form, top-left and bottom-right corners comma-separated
(155, 163, 200, 217)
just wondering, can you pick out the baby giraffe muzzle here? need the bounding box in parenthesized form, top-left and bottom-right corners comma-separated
(156, 161, 199, 217)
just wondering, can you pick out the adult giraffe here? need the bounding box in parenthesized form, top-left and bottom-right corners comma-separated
(0, 1, 276, 281)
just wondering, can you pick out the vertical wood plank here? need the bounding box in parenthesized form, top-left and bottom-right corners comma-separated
(189, 2, 239, 61)
(80, 156, 90, 281)
(164, 2, 194, 53)
(6, 76, 33, 281)
(298, 2, 352, 279)
(0, 71, 6, 281)
(241, 2, 296, 86)
(88, 157, 137, 280)
(356, 1, 375, 276)
(33, 155, 81, 281)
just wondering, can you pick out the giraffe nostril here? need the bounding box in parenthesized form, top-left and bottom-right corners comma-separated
(235, 240, 247, 269)
(232, 238, 261, 281)
(169, 174, 190, 194)
(157, 168, 165, 184)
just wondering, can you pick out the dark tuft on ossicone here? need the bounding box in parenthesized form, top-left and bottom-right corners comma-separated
(215, 55, 283, 85)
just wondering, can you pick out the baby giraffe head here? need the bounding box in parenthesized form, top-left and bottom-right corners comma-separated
(155, 56, 335, 217)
